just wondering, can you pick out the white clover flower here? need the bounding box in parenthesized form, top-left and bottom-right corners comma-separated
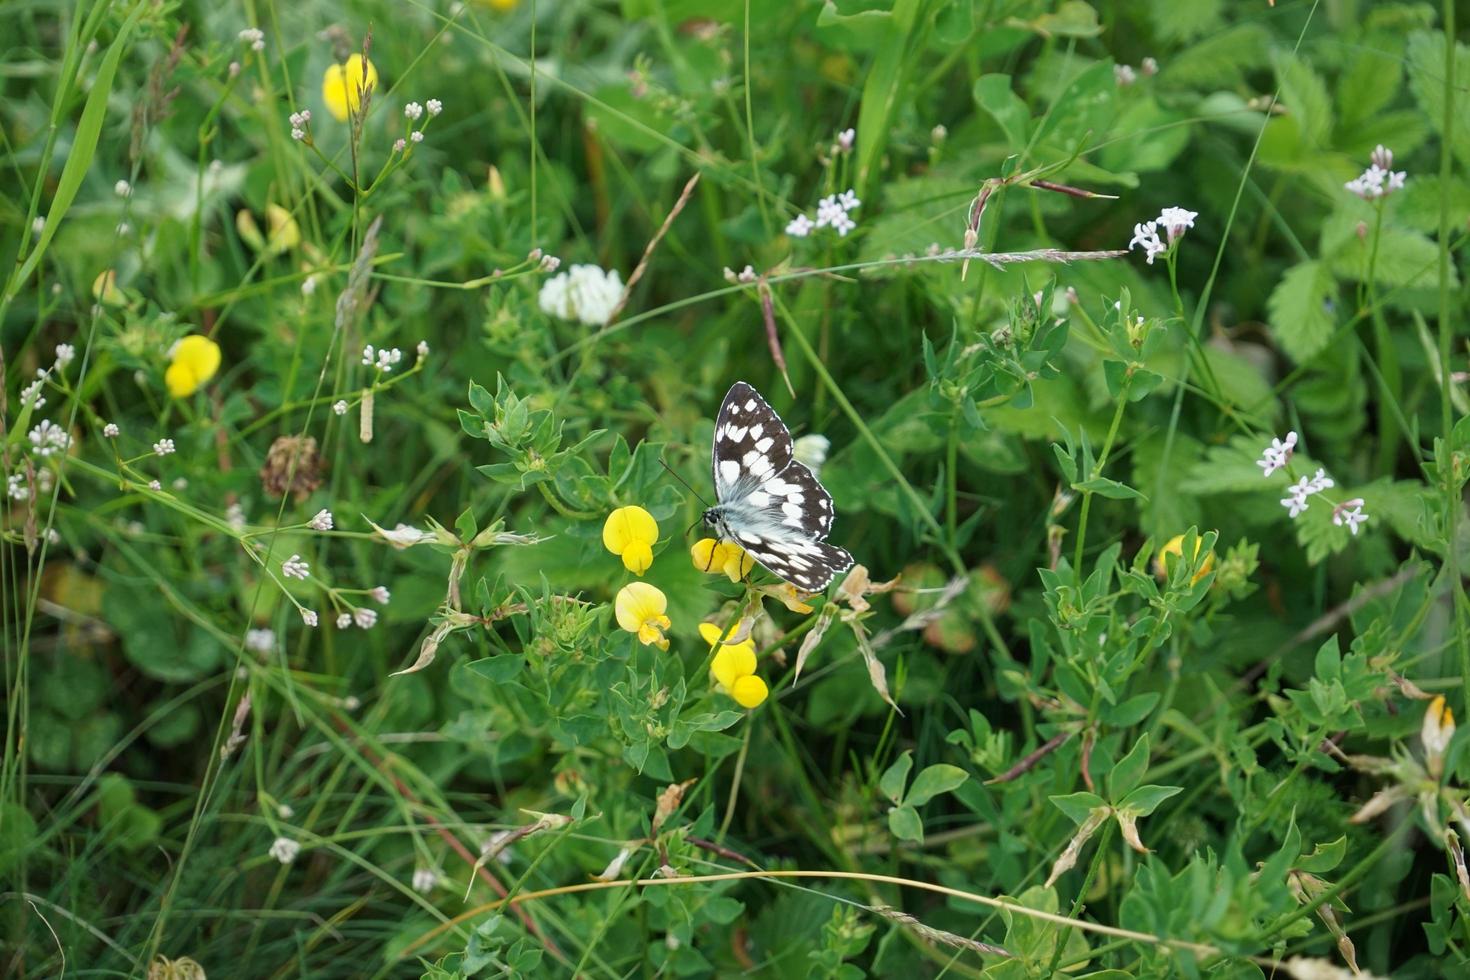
(410, 131, 424, 144)
(1128, 221, 1166, 264)
(282, 554, 310, 580)
(333, 400, 349, 416)
(1256, 431, 1297, 477)
(792, 433, 830, 475)
(153, 438, 176, 456)
(54, 344, 75, 367)
(353, 608, 378, 629)
(1114, 64, 1137, 86)
(336, 612, 352, 629)
(103, 423, 119, 438)
(300, 608, 319, 627)
(785, 214, 814, 238)
(268, 836, 300, 864)
(245, 628, 276, 653)
(369, 585, 391, 604)
(412, 867, 439, 893)
(537, 264, 624, 326)
(8, 474, 29, 501)
(1333, 498, 1368, 535)
(28, 421, 71, 457)
(308, 509, 333, 531)
(1156, 206, 1197, 241)
(404, 101, 424, 121)
(426, 99, 443, 116)
(835, 127, 855, 152)
(114, 179, 132, 197)
(238, 28, 266, 51)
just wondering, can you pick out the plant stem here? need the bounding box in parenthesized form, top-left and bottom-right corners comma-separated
(1073, 384, 1130, 577)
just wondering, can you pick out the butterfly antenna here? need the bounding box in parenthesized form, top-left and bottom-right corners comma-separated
(660, 458, 711, 509)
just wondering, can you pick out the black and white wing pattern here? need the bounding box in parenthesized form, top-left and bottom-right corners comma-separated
(709, 382, 853, 592)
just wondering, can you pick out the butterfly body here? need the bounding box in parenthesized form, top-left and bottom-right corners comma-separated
(706, 382, 853, 592)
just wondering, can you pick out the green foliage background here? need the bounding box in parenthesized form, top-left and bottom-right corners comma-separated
(4, 0, 1470, 976)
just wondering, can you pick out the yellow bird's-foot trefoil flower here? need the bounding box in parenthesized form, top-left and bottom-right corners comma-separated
(1154, 532, 1215, 584)
(615, 582, 670, 650)
(699, 621, 768, 709)
(691, 537, 754, 583)
(323, 54, 378, 122)
(603, 506, 659, 575)
(165, 335, 222, 398)
(1424, 695, 1456, 779)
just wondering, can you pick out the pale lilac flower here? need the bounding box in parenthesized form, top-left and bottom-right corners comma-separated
(333, 400, 349, 416)
(404, 102, 424, 121)
(374, 523, 435, 548)
(392, 138, 406, 153)
(369, 585, 391, 604)
(1306, 468, 1334, 494)
(288, 111, 310, 143)
(1346, 148, 1406, 200)
(282, 554, 310, 580)
(835, 127, 855, 152)
(268, 836, 300, 864)
(830, 210, 856, 236)
(336, 612, 352, 629)
(1282, 477, 1314, 518)
(736, 265, 757, 283)
(245, 628, 276, 653)
(353, 608, 378, 629)
(147, 479, 162, 491)
(1256, 431, 1298, 477)
(1333, 498, 1368, 535)
(838, 189, 861, 211)
(308, 509, 333, 531)
(153, 438, 175, 456)
(1156, 207, 1197, 241)
(55, 344, 75, 367)
(785, 214, 814, 238)
(300, 608, 319, 627)
(1114, 64, 1137, 86)
(426, 99, 443, 117)
(540, 254, 561, 272)
(410, 131, 424, 144)
(1128, 221, 1166, 264)
(103, 423, 120, 438)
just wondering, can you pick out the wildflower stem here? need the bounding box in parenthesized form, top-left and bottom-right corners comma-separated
(535, 481, 600, 520)
(1045, 819, 1116, 976)
(1073, 383, 1130, 578)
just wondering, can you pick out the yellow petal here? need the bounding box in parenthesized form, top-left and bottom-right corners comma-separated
(172, 335, 221, 387)
(1153, 532, 1214, 584)
(322, 54, 378, 122)
(165, 360, 201, 398)
(691, 538, 722, 573)
(720, 544, 754, 583)
(615, 582, 665, 632)
(265, 204, 301, 254)
(621, 540, 653, 576)
(697, 622, 722, 647)
(711, 645, 756, 693)
(730, 674, 769, 709)
(604, 506, 658, 555)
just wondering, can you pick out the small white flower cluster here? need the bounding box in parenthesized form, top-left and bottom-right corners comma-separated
(28, 420, 71, 457)
(1345, 145, 1406, 200)
(282, 554, 311, 580)
(723, 265, 757, 284)
(333, 400, 349, 416)
(1257, 431, 1369, 535)
(238, 28, 266, 52)
(1128, 205, 1197, 265)
(787, 188, 862, 239)
(395, 99, 441, 151)
(1114, 58, 1158, 87)
(245, 628, 276, 654)
(55, 344, 75, 366)
(8, 469, 54, 501)
(412, 867, 440, 894)
(288, 110, 311, 142)
(538, 264, 624, 326)
(114, 179, 132, 198)
(269, 836, 299, 864)
(404, 102, 424, 121)
(427, 99, 443, 117)
(362, 345, 403, 372)
(226, 502, 247, 530)
(416, 340, 430, 358)
(369, 585, 391, 604)
(309, 508, 333, 531)
(335, 608, 378, 629)
(153, 438, 176, 456)
(103, 422, 119, 438)
(833, 127, 855, 154)
(300, 608, 319, 627)
(147, 480, 162, 491)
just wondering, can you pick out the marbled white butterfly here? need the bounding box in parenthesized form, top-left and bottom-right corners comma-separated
(701, 381, 854, 592)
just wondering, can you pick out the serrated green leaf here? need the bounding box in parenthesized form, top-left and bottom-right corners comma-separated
(1267, 261, 1338, 364)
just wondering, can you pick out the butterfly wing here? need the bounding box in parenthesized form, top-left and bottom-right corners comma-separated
(712, 381, 795, 503)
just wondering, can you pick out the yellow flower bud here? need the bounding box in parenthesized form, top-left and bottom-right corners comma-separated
(92, 269, 125, 306)
(322, 54, 378, 122)
(614, 582, 670, 650)
(603, 506, 659, 575)
(1424, 695, 1456, 778)
(1154, 533, 1214, 584)
(164, 335, 222, 398)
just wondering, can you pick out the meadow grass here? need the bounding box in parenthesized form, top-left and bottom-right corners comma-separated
(3, 0, 1470, 976)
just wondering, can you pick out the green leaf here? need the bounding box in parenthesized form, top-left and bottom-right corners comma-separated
(1050, 791, 1107, 825)
(1267, 261, 1338, 364)
(1116, 784, 1182, 817)
(973, 74, 1031, 148)
(1406, 31, 1470, 170)
(879, 751, 913, 805)
(7, 3, 144, 300)
(1108, 733, 1151, 802)
(904, 764, 968, 807)
(1104, 693, 1160, 728)
(854, 0, 923, 195)
(465, 656, 525, 684)
(1072, 476, 1146, 501)
(888, 804, 924, 842)
(1298, 836, 1348, 874)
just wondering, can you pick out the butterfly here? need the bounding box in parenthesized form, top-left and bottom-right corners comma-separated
(701, 381, 854, 593)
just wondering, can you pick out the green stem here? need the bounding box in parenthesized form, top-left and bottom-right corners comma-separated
(1045, 819, 1116, 975)
(1073, 384, 1130, 576)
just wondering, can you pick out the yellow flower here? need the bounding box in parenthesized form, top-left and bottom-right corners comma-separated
(691, 537, 754, 583)
(1424, 695, 1456, 778)
(92, 269, 125, 306)
(699, 621, 767, 709)
(322, 54, 378, 122)
(603, 506, 659, 575)
(1154, 533, 1214, 584)
(615, 582, 670, 650)
(165, 335, 222, 398)
(475, 0, 521, 10)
